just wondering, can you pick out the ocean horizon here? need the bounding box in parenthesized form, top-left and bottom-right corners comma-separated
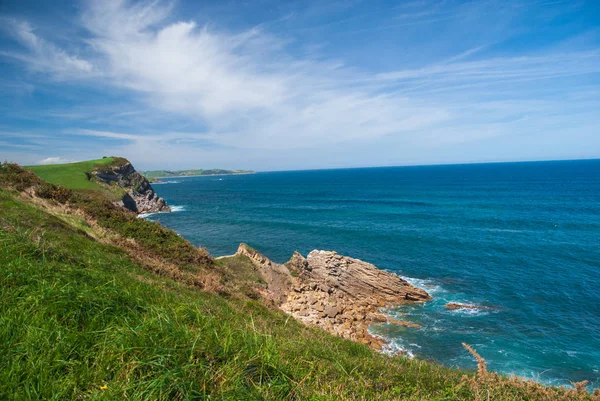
(145, 158, 600, 388)
(250, 157, 600, 174)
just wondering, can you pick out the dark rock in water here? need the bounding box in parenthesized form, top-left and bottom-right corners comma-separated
(445, 302, 485, 310)
(92, 161, 171, 214)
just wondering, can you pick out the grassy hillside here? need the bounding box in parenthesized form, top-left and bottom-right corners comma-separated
(24, 157, 116, 190)
(142, 169, 254, 180)
(1, 161, 598, 400)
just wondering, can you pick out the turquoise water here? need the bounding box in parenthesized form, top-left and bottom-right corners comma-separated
(145, 160, 600, 387)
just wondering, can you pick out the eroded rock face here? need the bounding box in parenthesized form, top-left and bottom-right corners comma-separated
(281, 251, 430, 350)
(236, 243, 292, 305)
(235, 244, 430, 351)
(92, 162, 171, 214)
(300, 250, 430, 305)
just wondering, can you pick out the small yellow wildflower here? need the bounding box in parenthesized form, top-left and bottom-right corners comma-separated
(100, 384, 108, 391)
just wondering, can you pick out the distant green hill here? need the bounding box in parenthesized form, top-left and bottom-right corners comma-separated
(141, 168, 254, 180)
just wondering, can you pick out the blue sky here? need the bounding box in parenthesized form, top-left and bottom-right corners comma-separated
(0, 0, 599, 171)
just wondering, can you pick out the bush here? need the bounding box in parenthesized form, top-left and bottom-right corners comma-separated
(36, 182, 74, 203)
(0, 162, 42, 191)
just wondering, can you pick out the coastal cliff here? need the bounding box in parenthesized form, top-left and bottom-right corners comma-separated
(236, 243, 430, 350)
(91, 159, 171, 214)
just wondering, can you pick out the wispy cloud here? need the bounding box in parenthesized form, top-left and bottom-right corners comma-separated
(74, 129, 142, 141)
(441, 45, 490, 64)
(0, 140, 41, 150)
(376, 52, 600, 85)
(1, 19, 95, 79)
(38, 156, 76, 165)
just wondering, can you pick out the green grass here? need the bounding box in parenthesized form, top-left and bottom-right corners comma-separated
(24, 157, 115, 190)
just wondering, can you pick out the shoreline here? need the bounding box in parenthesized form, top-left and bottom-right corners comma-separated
(150, 172, 255, 181)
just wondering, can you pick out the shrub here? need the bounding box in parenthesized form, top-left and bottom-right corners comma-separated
(0, 161, 42, 191)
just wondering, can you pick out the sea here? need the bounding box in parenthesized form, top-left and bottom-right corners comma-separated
(143, 159, 600, 388)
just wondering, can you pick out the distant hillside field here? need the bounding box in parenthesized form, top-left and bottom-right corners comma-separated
(141, 168, 254, 180)
(24, 157, 116, 190)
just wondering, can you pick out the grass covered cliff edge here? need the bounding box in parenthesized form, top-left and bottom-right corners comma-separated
(0, 158, 598, 400)
(25, 157, 170, 214)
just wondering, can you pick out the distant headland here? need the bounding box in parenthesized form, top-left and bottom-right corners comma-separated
(141, 168, 254, 181)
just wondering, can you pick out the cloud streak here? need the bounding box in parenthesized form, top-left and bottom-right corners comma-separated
(38, 157, 76, 165)
(1, 19, 95, 78)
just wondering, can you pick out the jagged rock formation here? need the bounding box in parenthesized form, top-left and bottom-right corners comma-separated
(91, 161, 171, 214)
(236, 243, 292, 304)
(294, 250, 430, 304)
(235, 244, 431, 350)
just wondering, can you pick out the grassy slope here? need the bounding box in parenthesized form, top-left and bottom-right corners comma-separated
(25, 158, 115, 190)
(1, 162, 597, 400)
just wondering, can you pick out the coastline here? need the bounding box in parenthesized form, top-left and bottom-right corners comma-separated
(150, 172, 255, 181)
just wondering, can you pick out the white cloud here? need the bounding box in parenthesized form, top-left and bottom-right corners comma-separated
(74, 129, 142, 141)
(375, 52, 600, 87)
(1, 19, 95, 78)
(38, 157, 76, 165)
(75, 0, 451, 149)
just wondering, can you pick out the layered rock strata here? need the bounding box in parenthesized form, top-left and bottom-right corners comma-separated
(91, 161, 171, 214)
(235, 244, 430, 350)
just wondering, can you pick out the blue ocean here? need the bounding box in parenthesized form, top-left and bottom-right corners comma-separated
(145, 159, 600, 388)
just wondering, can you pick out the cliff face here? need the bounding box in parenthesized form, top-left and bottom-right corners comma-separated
(235, 244, 430, 350)
(91, 161, 171, 214)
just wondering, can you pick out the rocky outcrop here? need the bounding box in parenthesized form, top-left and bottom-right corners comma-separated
(235, 244, 430, 351)
(235, 243, 291, 304)
(282, 250, 430, 350)
(91, 161, 171, 214)
(297, 250, 430, 305)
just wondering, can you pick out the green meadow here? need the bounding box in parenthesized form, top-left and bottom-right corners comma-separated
(24, 157, 115, 190)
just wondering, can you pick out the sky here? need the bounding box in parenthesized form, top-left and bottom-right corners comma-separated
(0, 0, 599, 171)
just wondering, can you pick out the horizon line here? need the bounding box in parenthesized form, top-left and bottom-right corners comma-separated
(255, 156, 600, 174)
